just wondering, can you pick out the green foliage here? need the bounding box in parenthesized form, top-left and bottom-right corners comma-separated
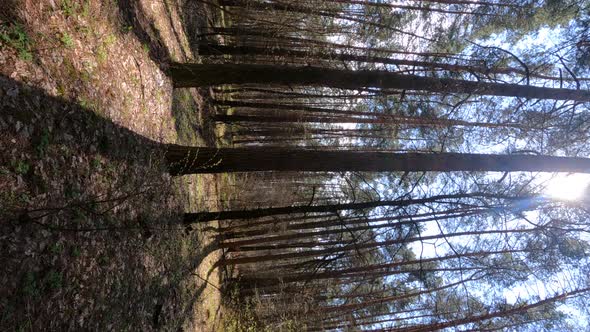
(13, 160, 30, 175)
(50, 242, 64, 255)
(18, 192, 32, 204)
(18, 269, 66, 300)
(222, 283, 307, 332)
(91, 157, 101, 169)
(223, 286, 268, 332)
(558, 237, 589, 260)
(98, 254, 109, 266)
(469, 0, 581, 42)
(96, 45, 107, 63)
(104, 34, 117, 47)
(97, 34, 116, 63)
(61, 0, 75, 17)
(120, 25, 133, 34)
(36, 129, 50, 157)
(45, 270, 63, 290)
(63, 182, 82, 199)
(71, 246, 81, 258)
(21, 272, 40, 298)
(78, 97, 98, 111)
(60, 32, 74, 48)
(61, 0, 90, 17)
(81, 0, 90, 17)
(0, 23, 33, 61)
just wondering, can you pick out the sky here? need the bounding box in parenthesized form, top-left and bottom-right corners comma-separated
(372, 10, 589, 331)
(322, 3, 590, 329)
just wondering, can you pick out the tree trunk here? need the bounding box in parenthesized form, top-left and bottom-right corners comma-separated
(166, 145, 590, 176)
(395, 287, 590, 332)
(319, 277, 480, 314)
(184, 192, 517, 223)
(220, 209, 482, 249)
(199, 44, 550, 81)
(215, 113, 525, 129)
(231, 227, 539, 251)
(233, 248, 530, 285)
(168, 63, 590, 102)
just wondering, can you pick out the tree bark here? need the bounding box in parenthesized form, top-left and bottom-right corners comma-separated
(184, 192, 518, 223)
(393, 287, 590, 332)
(233, 248, 530, 285)
(168, 63, 590, 102)
(199, 44, 551, 81)
(215, 113, 525, 129)
(166, 145, 590, 176)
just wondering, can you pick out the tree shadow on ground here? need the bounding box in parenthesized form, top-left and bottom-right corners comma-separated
(116, 0, 212, 67)
(115, 0, 219, 147)
(117, 0, 174, 68)
(0, 76, 222, 331)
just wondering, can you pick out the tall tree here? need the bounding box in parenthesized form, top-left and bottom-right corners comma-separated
(184, 191, 512, 223)
(169, 63, 590, 102)
(166, 146, 590, 175)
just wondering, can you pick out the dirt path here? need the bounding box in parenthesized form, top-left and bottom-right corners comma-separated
(1, 0, 225, 330)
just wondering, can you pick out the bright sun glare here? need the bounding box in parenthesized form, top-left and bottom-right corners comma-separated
(544, 174, 590, 201)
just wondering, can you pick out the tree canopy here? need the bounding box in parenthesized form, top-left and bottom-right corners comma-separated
(172, 0, 590, 330)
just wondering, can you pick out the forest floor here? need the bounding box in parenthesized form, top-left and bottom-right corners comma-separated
(0, 0, 229, 330)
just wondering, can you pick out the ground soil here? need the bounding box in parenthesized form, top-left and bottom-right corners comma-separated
(0, 0, 227, 330)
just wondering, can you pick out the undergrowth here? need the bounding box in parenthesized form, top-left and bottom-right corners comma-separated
(0, 23, 33, 61)
(221, 284, 306, 332)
